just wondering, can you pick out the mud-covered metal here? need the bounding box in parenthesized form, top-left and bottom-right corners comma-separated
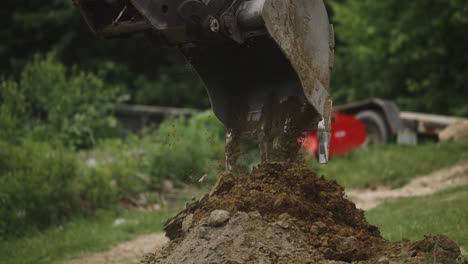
(73, 0, 335, 166)
(72, 0, 152, 37)
(262, 0, 333, 121)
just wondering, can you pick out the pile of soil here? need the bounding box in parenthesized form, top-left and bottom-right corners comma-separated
(142, 162, 462, 264)
(439, 120, 468, 142)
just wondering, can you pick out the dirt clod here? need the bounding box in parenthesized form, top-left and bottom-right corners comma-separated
(142, 162, 462, 264)
(208, 210, 230, 227)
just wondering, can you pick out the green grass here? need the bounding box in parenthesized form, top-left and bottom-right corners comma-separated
(366, 185, 468, 250)
(310, 142, 468, 189)
(0, 208, 172, 264)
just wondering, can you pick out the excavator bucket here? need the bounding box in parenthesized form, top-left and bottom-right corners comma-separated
(73, 0, 334, 165)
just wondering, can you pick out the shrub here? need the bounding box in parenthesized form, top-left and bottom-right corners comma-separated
(80, 138, 150, 198)
(148, 112, 225, 184)
(0, 81, 28, 142)
(0, 141, 78, 236)
(0, 54, 122, 148)
(0, 140, 128, 237)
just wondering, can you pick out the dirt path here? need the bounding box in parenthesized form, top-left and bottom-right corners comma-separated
(346, 159, 468, 210)
(63, 234, 168, 264)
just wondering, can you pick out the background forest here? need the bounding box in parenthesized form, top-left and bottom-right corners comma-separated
(1, 0, 467, 115)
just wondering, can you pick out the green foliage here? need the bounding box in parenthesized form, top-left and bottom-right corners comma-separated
(0, 0, 77, 72)
(0, 1, 209, 109)
(0, 109, 226, 237)
(148, 112, 225, 184)
(330, 0, 468, 116)
(5, 0, 468, 112)
(0, 141, 86, 236)
(0, 80, 26, 141)
(81, 138, 150, 197)
(0, 138, 157, 238)
(0, 54, 121, 148)
(0, 209, 171, 264)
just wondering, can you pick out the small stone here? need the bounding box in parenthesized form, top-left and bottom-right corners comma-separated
(86, 158, 97, 168)
(161, 180, 174, 192)
(233, 211, 250, 222)
(152, 204, 161, 211)
(198, 226, 209, 239)
(265, 227, 274, 239)
(181, 214, 194, 232)
(278, 213, 291, 221)
(275, 220, 290, 229)
(315, 221, 326, 230)
(208, 210, 230, 226)
(377, 256, 390, 264)
(310, 221, 327, 235)
(113, 218, 126, 226)
(321, 239, 329, 247)
(310, 225, 320, 236)
(337, 236, 359, 252)
(248, 211, 262, 219)
(232, 233, 245, 248)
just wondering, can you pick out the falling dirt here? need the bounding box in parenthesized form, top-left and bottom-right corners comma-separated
(347, 159, 468, 210)
(142, 162, 463, 264)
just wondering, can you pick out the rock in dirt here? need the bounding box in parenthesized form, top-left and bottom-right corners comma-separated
(208, 210, 230, 226)
(377, 256, 390, 264)
(142, 162, 463, 264)
(336, 236, 359, 252)
(181, 214, 193, 232)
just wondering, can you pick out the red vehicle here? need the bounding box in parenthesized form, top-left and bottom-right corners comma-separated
(300, 111, 367, 158)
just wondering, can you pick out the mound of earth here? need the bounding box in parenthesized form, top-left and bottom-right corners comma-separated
(439, 120, 468, 142)
(142, 162, 462, 264)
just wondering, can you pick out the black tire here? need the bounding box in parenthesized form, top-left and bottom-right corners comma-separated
(355, 110, 388, 145)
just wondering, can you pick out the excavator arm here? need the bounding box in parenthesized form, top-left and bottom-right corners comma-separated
(73, 0, 334, 166)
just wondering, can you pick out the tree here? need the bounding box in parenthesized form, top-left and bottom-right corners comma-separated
(330, 0, 468, 116)
(0, 0, 209, 108)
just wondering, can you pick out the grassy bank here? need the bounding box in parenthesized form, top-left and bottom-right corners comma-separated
(366, 185, 468, 250)
(0, 209, 172, 264)
(311, 142, 468, 189)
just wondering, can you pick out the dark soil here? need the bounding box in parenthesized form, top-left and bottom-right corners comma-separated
(142, 162, 462, 264)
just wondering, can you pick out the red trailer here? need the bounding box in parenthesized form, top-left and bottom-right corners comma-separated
(300, 98, 466, 159)
(300, 111, 366, 158)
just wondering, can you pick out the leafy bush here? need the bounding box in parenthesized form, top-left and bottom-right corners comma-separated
(0, 138, 159, 237)
(148, 112, 225, 184)
(0, 141, 108, 237)
(80, 138, 150, 197)
(0, 54, 122, 148)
